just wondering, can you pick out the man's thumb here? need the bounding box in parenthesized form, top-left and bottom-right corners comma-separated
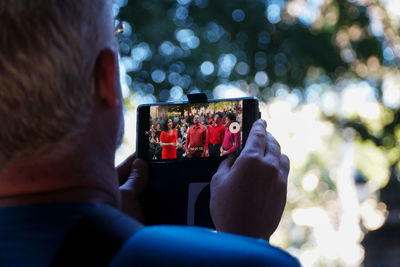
(120, 159, 148, 196)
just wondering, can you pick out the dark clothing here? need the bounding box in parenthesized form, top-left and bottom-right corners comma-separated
(188, 146, 204, 158)
(0, 203, 300, 266)
(149, 142, 160, 160)
(208, 143, 221, 157)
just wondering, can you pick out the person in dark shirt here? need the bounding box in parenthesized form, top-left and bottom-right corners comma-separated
(149, 130, 160, 160)
(207, 113, 214, 126)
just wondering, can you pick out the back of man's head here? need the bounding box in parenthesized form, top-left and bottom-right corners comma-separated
(0, 0, 112, 165)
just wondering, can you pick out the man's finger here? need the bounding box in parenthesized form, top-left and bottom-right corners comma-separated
(215, 155, 236, 176)
(265, 132, 281, 158)
(260, 132, 282, 174)
(242, 119, 267, 155)
(120, 159, 148, 223)
(279, 154, 290, 185)
(117, 153, 137, 185)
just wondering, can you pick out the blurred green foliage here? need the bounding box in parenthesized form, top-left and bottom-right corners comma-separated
(118, 0, 400, 168)
(118, 0, 383, 95)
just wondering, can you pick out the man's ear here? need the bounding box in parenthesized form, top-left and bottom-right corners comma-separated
(94, 48, 119, 107)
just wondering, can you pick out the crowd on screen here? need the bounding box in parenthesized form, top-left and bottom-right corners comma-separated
(148, 109, 242, 160)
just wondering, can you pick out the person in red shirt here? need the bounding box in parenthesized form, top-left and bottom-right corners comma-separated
(220, 113, 241, 156)
(185, 114, 207, 158)
(159, 118, 178, 159)
(205, 112, 225, 157)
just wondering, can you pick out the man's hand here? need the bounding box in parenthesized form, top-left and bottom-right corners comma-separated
(117, 153, 148, 223)
(220, 150, 228, 156)
(210, 119, 289, 240)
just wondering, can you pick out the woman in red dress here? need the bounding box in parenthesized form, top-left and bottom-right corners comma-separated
(159, 118, 178, 159)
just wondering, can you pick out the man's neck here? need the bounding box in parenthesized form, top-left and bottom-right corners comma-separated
(0, 134, 120, 208)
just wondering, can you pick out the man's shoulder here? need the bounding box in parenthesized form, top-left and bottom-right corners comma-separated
(0, 202, 99, 266)
(111, 226, 300, 267)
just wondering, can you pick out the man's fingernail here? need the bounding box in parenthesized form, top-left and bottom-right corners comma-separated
(132, 159, 140, 168)
(259, 119, 267, 127)
(132, 158, 147, 171)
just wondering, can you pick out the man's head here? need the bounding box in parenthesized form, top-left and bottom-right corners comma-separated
(193, 114, 200, 125)
(214, 112, 224, 125)
(0, 0, 123, 206)
(224, 113, 236, 127)
(0, 0, 121, 166)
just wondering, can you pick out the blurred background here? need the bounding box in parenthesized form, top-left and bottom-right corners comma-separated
(113, 0, 400, 266)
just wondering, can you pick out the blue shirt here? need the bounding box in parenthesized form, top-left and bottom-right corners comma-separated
(0, 203, 299, 266)
(0, 203, 96, 266)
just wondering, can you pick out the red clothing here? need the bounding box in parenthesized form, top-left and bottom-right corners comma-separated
(222, 128, 241, 154)
(205, 123, 226, 150)
(185, 124, 207, 150)
(160, 129, 177, 159)
(207, 118, 213, 125)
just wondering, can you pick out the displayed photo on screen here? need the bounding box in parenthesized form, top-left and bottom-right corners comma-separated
(146, 100, 243, 160)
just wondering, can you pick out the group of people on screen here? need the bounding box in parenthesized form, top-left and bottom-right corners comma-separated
(149, 111, 242, 160)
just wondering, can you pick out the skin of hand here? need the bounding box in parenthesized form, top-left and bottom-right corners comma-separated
(160, 142, 174, 147)
(117, 153, 148, 223)
(210, 119, 290, 241)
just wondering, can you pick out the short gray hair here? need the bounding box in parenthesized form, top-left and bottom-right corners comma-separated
(0, 0, 112, 163)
